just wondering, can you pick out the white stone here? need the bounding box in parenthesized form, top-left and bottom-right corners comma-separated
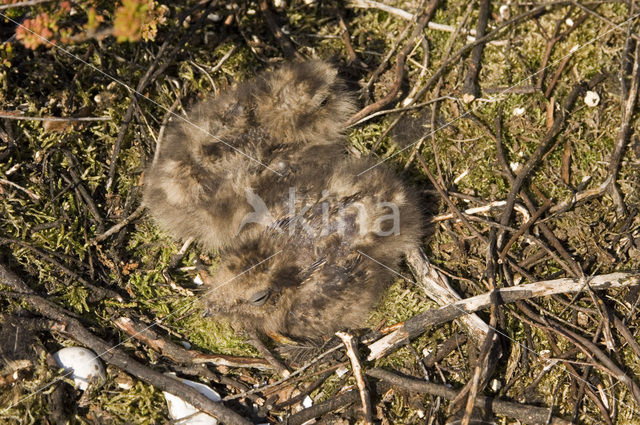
(499, 5, 510, 20)
(163, 377, 221, 425)
(53, 347, 106, 391)
(302, 395, 313, 408)
(335, 366, 349, 377)
(584, 90, 600, 107)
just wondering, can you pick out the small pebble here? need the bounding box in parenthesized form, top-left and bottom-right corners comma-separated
(584, 90, 600, 107)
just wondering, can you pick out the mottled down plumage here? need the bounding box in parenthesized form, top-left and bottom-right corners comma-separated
(144, 59, 423, 343)
(143, 60, 356, 250)
(203, 157, 422, 341)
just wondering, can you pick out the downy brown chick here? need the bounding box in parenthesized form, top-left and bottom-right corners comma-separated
(202, 157, 422, 342)
(143, 60, 356, 250)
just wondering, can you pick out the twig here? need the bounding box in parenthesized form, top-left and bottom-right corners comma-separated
(484, 110, 583, 276)
(61, 150, 105, 232)
(406, 248, 491, 344)
(609, 41, 640, 215)
(572, 1, 640, 41)
(91, 204, 145, 244)
(336, 331, 373, 424)
(461, 0, 490, 103)
(363, 0, 425, 97)
(517, 301, 640, 406)
(366, 272, 640, 360)
(0, 0, 52, 10)
(286, 389, 360, 425)
(497, 76, 594, 243)
(247, 331, 291, 377)
(337, 5, 367, 68)
(411, 2, 572, 107)
(223, 344, 343, 401)
(539, 329, 613, 425)
(0, 113, 110, 121)
(0, 177, 40, 200)
(428, 200, 530, 224)
(258, 0, 303, 59)
(423, 333, 467, 367)
(366, 368, 572, 425)
(498, 198, 552, 260)
(536, 10, 587, 93)
(112, 317, 273, 370)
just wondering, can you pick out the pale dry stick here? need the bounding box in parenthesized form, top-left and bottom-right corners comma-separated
(0, 0, 51, 9)
(0, 177, 40, 200)
(206, 45, 239, 74)
(169, 237, 195, 269)
(428, 200, 530, 224)
(90, 204, 145, 244)
(336, 332, 373, 424)
(348, 0, 482, 38)
(404, 248, 492, 345)
(366, 271, 640, 360)
(346, 96, 453, 128)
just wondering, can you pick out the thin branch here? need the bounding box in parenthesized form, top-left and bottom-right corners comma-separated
(112, 317, 273, 370)
(91, 204, 145, 244)
(0, 113, 110, 121)
(336, 331, 373, 424)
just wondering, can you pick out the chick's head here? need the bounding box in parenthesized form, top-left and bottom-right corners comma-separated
(203, 240, 302, 337)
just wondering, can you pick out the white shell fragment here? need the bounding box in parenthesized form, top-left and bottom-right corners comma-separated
(302, 395, 313, 408)
(584, 90, 600, 107)
(490, 379, 502, 391)
(512, 106, 525, 116)
(499, 5, 510, 20)
(335, 366, 349, 377)
(53, 347, 106, 391)
(163, 377, 221, 425)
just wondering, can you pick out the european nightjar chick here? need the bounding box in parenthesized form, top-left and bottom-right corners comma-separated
(143, 60, 356, 250)
(203, 157, 423, 342)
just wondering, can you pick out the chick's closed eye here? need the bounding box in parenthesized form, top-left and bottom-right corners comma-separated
(248, 289, 271, 306)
